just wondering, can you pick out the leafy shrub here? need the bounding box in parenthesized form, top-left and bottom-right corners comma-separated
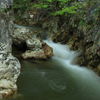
(13, 0, 81, 16)
(13, 0, 32, 12)
(34, 0, 81, 16)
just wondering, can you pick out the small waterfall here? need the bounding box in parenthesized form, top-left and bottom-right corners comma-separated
(12, 25, 100, 100)
(44, 39, 100, 80)
(43, 40, 100, 100)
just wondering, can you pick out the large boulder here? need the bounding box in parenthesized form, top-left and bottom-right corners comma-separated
(22, 39, 53, 60)
(0, 54, 20, 98)
(0, 43, 21, 98)
(22, 50, 47, 59)
(26, 39, 42, 50)
(12, 27, 34, 47)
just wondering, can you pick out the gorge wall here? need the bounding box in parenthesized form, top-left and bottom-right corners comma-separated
(33, 0, 100, 75)
(0, 0, 20, 98)
(14, 0, 100, 75)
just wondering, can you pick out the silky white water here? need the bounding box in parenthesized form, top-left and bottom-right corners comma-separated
(7, 26, 100, 100)
(44, 40, 100, 100)
(6, 40, 100, 100)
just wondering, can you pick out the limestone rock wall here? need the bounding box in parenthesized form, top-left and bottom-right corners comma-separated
(0, 0, 20, 98)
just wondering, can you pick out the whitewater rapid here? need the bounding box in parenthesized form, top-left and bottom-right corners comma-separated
(44, 40, 100, 99)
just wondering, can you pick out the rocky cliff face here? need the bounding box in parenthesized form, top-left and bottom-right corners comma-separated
(33, 0, 100, 75)
(13, 1, 100, 75)
(0, 0, 20, 98)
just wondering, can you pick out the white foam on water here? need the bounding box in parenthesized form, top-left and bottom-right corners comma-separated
(44, 40, 100, 95)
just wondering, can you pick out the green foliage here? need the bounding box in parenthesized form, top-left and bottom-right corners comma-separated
(13, 0, 99, 33)
(13, 0, 81, 16)
(34, 0, 81, 16)
(13, 0, 32, 12)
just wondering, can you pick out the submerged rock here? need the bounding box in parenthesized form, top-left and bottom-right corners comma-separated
(22, 39, 53, 60)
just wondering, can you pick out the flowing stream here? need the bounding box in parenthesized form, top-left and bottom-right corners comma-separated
(4, 25, 100, 100)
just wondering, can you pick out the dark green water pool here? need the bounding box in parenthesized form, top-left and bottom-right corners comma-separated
(4, 58, 100, 100)
(4, 25, 100, 100)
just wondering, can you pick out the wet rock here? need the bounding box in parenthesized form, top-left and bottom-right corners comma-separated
(43, 44, 53, 58)
(22, 39, 53, 60)
(26, 39, 42, 50)
(22, 50, 47, 59)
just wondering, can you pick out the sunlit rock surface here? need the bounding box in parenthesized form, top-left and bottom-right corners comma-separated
(22, 39, 53, 60)
(12, 27, 34, 47)
(0, 52, 20, 98)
